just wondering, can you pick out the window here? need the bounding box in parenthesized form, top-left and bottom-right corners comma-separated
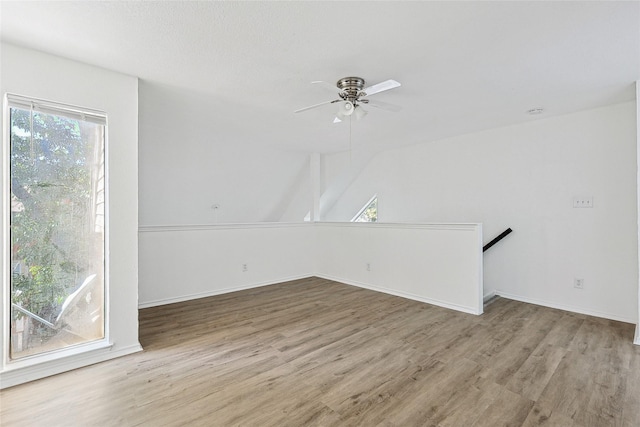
(6, 94, 106, 360)
(352, 195, 378, 222)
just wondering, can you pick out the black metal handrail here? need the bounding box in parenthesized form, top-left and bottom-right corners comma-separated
(483, 228, 512, 252)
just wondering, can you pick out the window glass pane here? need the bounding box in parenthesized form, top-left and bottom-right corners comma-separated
(353, 196, 378, 222)
(9, 104, 105, 359)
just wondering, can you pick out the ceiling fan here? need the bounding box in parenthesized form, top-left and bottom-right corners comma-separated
(295, 77, 401, 123)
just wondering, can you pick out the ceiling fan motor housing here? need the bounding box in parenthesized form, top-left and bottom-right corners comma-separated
(337, 77, 365, 102)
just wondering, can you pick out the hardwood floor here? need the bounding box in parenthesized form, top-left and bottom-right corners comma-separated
(2, 277, 639, 426)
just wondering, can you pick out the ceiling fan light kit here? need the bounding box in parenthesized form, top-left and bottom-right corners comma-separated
(295, 76, 401, 123)
(353, 106, 367, 120)
(338, 101, 355, 116)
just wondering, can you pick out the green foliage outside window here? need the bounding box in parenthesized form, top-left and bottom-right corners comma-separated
(10, 108, 97, 326)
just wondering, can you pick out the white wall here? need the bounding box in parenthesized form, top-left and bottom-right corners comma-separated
(315, 222, 484, 314)
(278, 155, 313, 222)
(139, 222, 484, 315)
(326, 102, 638, 323)
(138, 223, 315, 307)
(138, 81, 310, 225)
(0, 44, 141, 387)
(636, 82, 640, 345)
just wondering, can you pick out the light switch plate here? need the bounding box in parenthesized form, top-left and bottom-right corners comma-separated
(573, 197, 593, 208)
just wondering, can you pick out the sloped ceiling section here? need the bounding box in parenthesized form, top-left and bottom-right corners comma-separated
(137, 81, 310, 225)
(1, 1, 638, 154)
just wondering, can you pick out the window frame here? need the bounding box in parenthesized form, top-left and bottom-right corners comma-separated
(2, 93, 111, 369)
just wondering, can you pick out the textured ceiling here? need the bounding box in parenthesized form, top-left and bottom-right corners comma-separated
(1, 1, 639, 153)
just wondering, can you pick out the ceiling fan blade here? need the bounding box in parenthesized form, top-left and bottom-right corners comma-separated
(362, 79, 401, 97)
(363, 99, 402, 112)
(294, 99, 340, 113)
(312, 81, 341, 93)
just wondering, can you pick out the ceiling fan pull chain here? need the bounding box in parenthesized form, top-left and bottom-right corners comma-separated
(349, 114, 352, 164)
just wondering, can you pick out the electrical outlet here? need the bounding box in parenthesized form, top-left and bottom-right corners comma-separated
(574, 278, 584, 289)
(242, 263, 248, 272)
(366, 262, 371, 272)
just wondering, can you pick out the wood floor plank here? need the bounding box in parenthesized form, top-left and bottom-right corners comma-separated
(1, 277, 638, 426)
(472, 388, 535, 427)
(521, 403, 584, 427)
(621, 349, 640, 427)
(505, 342, 567, 401)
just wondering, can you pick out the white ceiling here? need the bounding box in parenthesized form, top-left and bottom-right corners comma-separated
(1, 1, 638, 154)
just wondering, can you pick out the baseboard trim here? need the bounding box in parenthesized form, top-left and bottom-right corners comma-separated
(0, 343, 143, 389)
(316, 274, 482, 315)
(138, 275, 312, 308)
(495, 290, 636, 324)
(483, 291, 497, 303)
(634, 325, 640, 346)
